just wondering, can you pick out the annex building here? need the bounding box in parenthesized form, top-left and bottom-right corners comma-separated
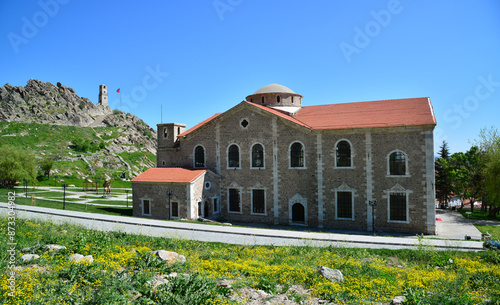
(132, 84, 437, 234)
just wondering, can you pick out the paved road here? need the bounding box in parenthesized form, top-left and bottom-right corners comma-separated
(0, 203, 485, 251)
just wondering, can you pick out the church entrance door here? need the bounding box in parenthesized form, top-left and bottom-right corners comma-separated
(291, 203, 305, 223)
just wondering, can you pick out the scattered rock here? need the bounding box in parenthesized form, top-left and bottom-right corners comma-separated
(46, 244, 67, 252)
(151, 250, 186, 264)
(69, 253, 93, 263)
(21, 254, 40, 262)
(166, 272, 178, 278)
(317, 265, 344, 283)
(392, 296, 406, 305)
(129, 293, 142, 302)
(147, 275, 169, 290)
(250, 290, 269, 299)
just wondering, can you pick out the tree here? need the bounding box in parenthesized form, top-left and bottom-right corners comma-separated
(41, 159, 54, 179)
(484, 147, 500, 216)
(477, 127, 500, 216)
(0, 145, 37, 188)
(435, 141, 451, 208)
(448, 146, 485, 212)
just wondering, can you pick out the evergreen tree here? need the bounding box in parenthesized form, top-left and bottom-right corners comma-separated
(435, 141, 451, 208)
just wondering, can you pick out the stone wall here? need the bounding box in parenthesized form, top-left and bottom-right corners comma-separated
(154, 103, 435, 234)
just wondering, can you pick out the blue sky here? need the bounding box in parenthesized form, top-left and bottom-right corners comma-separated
(1, 0, 499, 154)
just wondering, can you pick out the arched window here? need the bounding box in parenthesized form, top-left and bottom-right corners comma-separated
(261, 96, 265, 104)
(251, 143, 264, 168)
(277, 95, 280, 103)
(336, 140, 351, 167)
(389, 151, 407, 176)
(228, 144, 240, 168)
(290, 142, 304, 168)
(194, 145, 205, 168)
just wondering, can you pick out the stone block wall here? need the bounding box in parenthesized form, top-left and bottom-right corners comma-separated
(153, 103, 435, 234)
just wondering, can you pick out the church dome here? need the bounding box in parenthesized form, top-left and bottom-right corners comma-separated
(253, 83, 296, 94)
(246, 83, 303, 114)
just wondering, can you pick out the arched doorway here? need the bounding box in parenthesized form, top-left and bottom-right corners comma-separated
(292, 203, 305, 223)
(204, 200, 210, 218)
(197, 201, 202, 218)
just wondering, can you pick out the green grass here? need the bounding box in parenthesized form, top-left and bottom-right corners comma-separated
(0, 121, 142, 189)
(0, 188, 132, 217)
(458, 209, 500, 221)
(87, 200, 129, 206)
(1, 218, 499, 304)
(475, 225, 500, 240)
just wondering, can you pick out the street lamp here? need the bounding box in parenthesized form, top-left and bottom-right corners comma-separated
(125, 189, 129, 208)
(62, 183, 67, 210)
(368, 200, 378, 233)
(166, 190, 173, 220)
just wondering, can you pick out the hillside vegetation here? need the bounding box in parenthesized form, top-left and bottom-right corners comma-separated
(0, 121, 155, 186)
(0, 79, 158, 186)
(1, 218, 499, 304)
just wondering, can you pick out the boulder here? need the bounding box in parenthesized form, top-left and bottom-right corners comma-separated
(46, 244, 67, 252)
(392, 296, 406, 305)
(69, 253, 93, 263)
(147, 275, 169, 290)
(21, 254, 40, 262)
(151, 250, 186, 264)
(317, 265, 344, 283)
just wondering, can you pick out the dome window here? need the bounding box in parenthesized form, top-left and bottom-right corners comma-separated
(277, 95, 280, 103)
(261, 96, 265, 104)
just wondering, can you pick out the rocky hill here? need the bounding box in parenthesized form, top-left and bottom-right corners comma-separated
(0, 79, 157, 181)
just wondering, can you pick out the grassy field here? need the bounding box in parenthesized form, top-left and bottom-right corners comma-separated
(459, 209, 500, 221)
(0, 189, 132, 217)
(0, 218, 499, 304)
(476, 225, 500, 240)
(0, 121, 148, 188)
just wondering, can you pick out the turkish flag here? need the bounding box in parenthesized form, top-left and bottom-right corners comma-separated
(117, 88, 120, 93)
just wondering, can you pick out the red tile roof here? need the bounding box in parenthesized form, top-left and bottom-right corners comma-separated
(245, 102, 312, 129)
(176, 97, 436, 138)
(178, 113, 223, 137)
(293, 97, 436, 130)
(131, 167, 206, 183)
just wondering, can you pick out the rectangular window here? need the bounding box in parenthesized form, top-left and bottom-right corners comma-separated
(252, 189, 265, 214)
(228, 189, 240, 212)
(171, 202, 179, 218)
(336, 191, 352, 219)
(213, 197, 219, 213)
(389, 193, 407, 221)
(142, 199, 150, 215)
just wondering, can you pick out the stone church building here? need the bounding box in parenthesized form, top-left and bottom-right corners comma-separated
(132, 84, 437, 234)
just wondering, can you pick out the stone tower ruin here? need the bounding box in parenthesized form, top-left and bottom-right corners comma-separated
(98, 84, 108, 106)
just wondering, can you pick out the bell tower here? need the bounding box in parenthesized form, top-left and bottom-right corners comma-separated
(157, 123, 186, 149)
(98, 84, 108, 106)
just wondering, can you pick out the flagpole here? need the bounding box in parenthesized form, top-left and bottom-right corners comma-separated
(117, 88, 121, 111)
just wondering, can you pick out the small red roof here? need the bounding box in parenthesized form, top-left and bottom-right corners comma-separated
(131, 167, 206, 183)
